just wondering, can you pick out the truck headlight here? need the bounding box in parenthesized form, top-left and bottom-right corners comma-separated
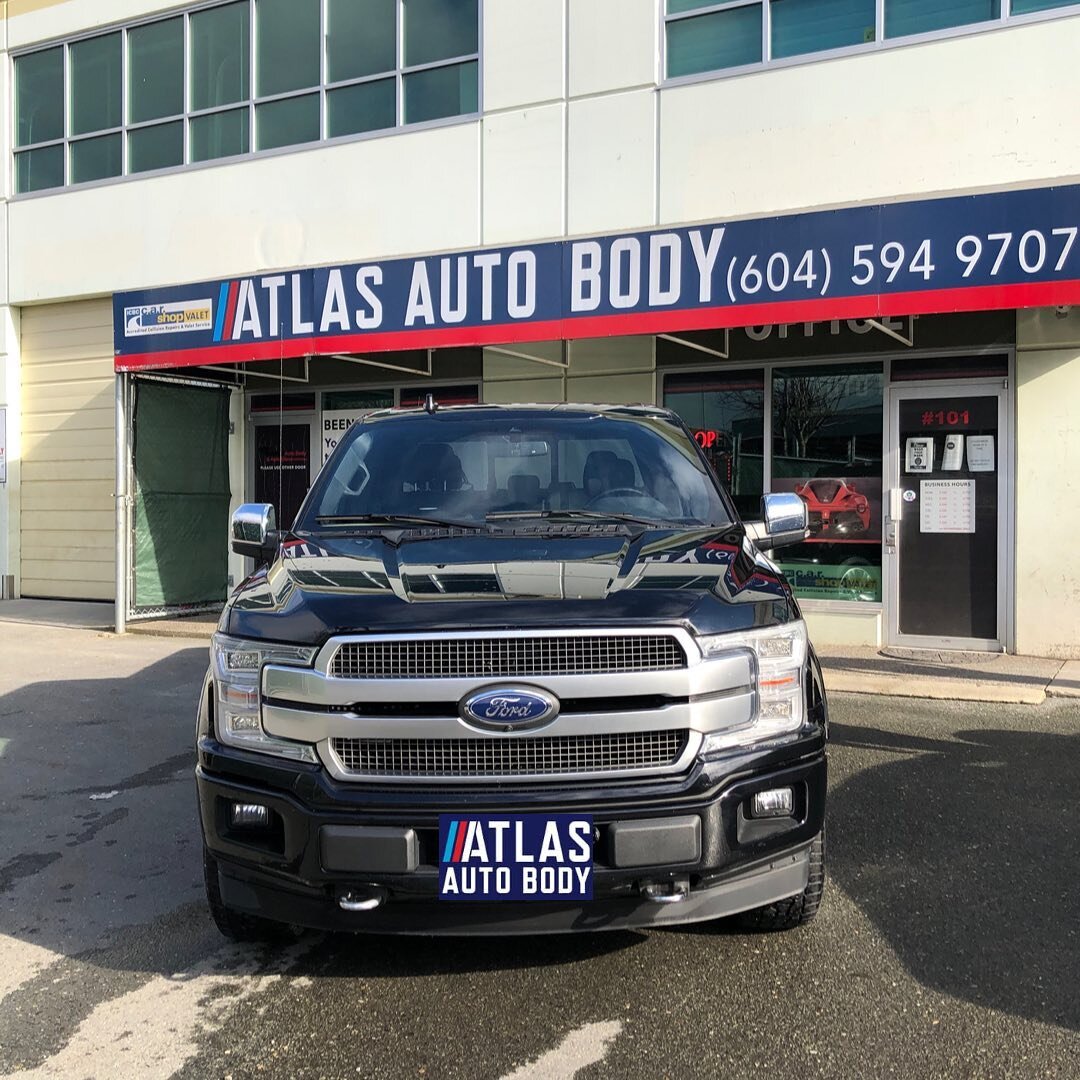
(211, 633, 319, 763)
(696, 620, 808, 752)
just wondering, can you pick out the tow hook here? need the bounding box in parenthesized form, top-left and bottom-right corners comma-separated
(640, 876, 690, 904)
(338, 887, 387, 912)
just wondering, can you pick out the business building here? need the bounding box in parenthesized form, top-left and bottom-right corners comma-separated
(1, 0, 1079, 657)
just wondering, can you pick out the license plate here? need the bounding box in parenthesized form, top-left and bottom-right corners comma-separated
(438, 814, 594, 901)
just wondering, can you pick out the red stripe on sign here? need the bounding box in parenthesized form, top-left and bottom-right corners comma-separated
(223, 280, 240, 342)
(452, 820, 468, 863)
(114, 278, 1080, 372)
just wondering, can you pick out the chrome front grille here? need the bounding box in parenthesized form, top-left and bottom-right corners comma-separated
(329, 730, 688, 779)
(328, 634, 687, 679)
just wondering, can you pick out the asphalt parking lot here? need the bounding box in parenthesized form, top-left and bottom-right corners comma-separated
(0, 622, 1077, 1080)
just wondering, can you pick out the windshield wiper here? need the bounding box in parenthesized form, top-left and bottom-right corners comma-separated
(486, 509, 667, 528)
(315, 513, 488, 531)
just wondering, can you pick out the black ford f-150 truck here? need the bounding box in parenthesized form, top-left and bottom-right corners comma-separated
(197, 401, 827, 938)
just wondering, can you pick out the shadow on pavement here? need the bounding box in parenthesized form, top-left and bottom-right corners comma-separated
(0, 647, 642, 982)
(828, 720, 1080, 1033)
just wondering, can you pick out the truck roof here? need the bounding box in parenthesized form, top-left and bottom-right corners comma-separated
(362, 401, 676, 422)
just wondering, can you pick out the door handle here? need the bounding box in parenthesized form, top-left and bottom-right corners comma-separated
(885, 517, 898, 548)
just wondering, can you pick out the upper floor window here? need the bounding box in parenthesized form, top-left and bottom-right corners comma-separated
(665, 0, 1079, 79)
(13, 0, 480, 195)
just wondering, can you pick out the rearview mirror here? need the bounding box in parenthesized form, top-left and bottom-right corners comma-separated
(232, 503, 278, 562)
(746, 492, 809, 551)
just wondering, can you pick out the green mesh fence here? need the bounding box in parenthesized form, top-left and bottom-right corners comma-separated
(132, 380, 231, 610)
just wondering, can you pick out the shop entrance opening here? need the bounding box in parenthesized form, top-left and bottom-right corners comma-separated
(886, 381, 1008, 650)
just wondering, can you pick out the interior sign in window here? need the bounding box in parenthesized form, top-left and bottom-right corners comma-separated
(920, 479, 976, 534)
(322, 409, 366, 462)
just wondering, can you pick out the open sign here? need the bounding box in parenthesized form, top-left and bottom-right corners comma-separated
(693, 429, 727, 449)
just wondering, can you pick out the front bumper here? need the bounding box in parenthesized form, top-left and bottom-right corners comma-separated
(197, 731, 826, 935)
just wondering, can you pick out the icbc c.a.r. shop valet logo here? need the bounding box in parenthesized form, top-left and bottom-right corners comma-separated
(123, 299, 214, 337)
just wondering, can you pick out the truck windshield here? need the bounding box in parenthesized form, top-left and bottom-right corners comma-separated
(298, 410, 732, 530)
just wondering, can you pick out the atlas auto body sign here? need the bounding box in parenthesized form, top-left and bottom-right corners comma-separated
(114, 184, 1080, 371)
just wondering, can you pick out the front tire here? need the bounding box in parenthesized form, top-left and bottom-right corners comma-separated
(202, 847, 296, 943)
(735, 830, 825, 932)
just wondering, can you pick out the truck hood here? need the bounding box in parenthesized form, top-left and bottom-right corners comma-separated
(222, 526, 797, 646)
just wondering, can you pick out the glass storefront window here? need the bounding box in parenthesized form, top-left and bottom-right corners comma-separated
(885, 0, 1000, 38)
(772, 0, 877, 58)
(191, 2, 250, 112)
(328, 0, 397, 83)
(404, 61, 478, 124)
(404, 0, 479, 66)
(256, 0, 321, 98)
(328, 79, 397, 139)
(15, 46, 64, 148)
(15, 144, 64, 194)
(128, 121, 184, 173)
(1011, 0, 1076, 10)
(190, 109, 250, 163)
(128, 18, 184, 124)
(70, 33, 122, 138)
(14, 0, 481, 192)
(666, 5, 763, 77)
(771, 362, 883, 603)
(70, 133, 123, 184)
(664, 362, 883, 603)
(663, 370, 765, 521)
(256, 93, 321, 151)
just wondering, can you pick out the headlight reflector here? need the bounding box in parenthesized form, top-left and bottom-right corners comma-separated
(211, 633, 319, 762)
(697, 621, 808, 752)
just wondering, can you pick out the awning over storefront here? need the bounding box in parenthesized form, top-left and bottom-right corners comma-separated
(113, 183, 1080, 373)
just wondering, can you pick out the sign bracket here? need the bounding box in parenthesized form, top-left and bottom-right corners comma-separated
(865, 317, 914, 348)
(329, 350, 434, 377)
(486, 341, 569, 369)
(658, 331, 729, 360)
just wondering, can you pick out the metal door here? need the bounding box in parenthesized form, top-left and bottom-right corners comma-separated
(884, 381, 1009, 650)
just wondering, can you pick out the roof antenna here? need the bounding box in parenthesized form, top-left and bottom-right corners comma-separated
(423, 392, 438, 414)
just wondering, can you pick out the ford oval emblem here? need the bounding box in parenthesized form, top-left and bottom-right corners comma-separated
(459, 686, 560, 732)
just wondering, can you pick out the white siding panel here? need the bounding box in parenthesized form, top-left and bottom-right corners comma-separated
(659, 19, 1080, 225)
(20, 301, 116, 600)
(483, 0, 565, 112)
(568, 0, 657, 98)
(483, 105, 565, 244)
(567, 91, 655, 236)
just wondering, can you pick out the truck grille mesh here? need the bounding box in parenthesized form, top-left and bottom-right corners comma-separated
(329, 635, 686, 679)
(329, 730, 688, 779)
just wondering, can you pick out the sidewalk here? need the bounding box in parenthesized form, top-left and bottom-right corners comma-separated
(817, 644, 1080, 705)
(1, 598, 1077, 704)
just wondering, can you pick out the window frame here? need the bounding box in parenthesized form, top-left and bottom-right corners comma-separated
(11, 0, 483, 198)
(662, 0, 1080, 85)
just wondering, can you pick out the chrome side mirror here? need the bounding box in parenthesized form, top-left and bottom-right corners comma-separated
(232, 503, 278, 561)
(747, 492, 809, 551)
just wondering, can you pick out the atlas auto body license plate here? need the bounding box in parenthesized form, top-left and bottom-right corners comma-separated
(438, 814, 594, 901)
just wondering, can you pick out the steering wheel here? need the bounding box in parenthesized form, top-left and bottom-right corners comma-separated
(585, 487, 649, 508)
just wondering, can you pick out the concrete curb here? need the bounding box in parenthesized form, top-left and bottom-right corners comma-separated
(823, 670, 1048, 705)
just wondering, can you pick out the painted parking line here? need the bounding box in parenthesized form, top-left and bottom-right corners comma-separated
(500, 1020, 624, 1080)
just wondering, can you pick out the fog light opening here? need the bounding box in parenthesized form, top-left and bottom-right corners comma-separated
(230, 802, 270, 828)
(751, 787, 794, 819)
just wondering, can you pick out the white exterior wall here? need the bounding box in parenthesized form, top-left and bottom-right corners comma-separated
(5, 3, 1080, 301)
(4, 0, 1080, 652)
(1015, 308, 1080, 659)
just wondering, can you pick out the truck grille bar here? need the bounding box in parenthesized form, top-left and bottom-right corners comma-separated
(329, 730, 689, 780)
(328, 634, 687, 679)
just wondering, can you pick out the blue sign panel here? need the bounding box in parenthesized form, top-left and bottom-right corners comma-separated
(438, 813, 594, 902)
(114, 184, 1080, 370)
